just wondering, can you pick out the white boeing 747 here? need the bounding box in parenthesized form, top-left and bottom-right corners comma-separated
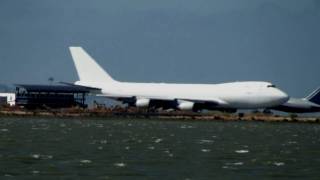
(69, 47, 289, 112)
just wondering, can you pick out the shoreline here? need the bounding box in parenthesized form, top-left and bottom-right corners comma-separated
(0, 108, 319, 123)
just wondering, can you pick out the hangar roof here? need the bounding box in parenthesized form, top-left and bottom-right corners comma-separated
(15, 84, 91, 93)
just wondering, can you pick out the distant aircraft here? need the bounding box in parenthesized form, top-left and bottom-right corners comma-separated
(271, 87, 320, 113)
(68, 47, 289, 112)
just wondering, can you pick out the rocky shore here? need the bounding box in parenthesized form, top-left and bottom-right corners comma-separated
(0, 106, 319, 123)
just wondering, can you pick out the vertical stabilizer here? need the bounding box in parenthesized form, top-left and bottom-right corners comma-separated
(306, 87, 320, 105)
(69, 47, 117, 83)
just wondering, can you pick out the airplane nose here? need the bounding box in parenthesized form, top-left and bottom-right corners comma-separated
(276, 89, 289, 104)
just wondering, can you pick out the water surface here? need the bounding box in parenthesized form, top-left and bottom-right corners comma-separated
(0, 117, 319, 179)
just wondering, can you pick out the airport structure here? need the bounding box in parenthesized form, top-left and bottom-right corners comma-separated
(15, 84, 90, 109)
(0, 93, 16, 106)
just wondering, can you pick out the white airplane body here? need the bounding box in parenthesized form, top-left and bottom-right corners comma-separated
(69, 47, 289, 111)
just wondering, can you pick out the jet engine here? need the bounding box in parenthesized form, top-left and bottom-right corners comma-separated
(177, 100, 194, 111)
(135, 98, 150, 108)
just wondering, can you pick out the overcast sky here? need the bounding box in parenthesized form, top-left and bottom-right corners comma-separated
(0, 0, 319, 97)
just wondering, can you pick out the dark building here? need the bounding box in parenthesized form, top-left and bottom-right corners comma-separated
(0, 96, 7, 106)
(15, 84, 91, 109)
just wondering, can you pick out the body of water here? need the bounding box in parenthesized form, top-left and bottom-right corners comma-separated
(0, 117, 319, 179)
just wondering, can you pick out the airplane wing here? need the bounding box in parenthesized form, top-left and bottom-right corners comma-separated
(59, 82, 102, 94)
(98, 94, 226, 110)
(58, 83, 227, 110)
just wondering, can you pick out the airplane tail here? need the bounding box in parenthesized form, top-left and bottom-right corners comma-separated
(69, 47, 118, 84)
(306, 87, 320, 105)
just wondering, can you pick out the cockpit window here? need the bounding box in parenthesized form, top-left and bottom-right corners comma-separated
(267, 84, 276, 88)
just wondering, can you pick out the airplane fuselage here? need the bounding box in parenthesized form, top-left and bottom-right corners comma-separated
(77, 81, 289, 109)
(271, 98, 320, 113)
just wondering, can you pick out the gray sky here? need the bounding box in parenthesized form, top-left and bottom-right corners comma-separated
(0, 0, 319, 97)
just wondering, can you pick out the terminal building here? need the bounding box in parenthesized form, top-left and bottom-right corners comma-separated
(15, 84, 92, 109)
(0, 93, 16, 106)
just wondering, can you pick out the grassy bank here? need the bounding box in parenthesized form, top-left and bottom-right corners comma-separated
(0, 106, 319, 123)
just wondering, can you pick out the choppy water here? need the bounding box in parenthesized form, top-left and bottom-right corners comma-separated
(0, 117, 320, 179)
